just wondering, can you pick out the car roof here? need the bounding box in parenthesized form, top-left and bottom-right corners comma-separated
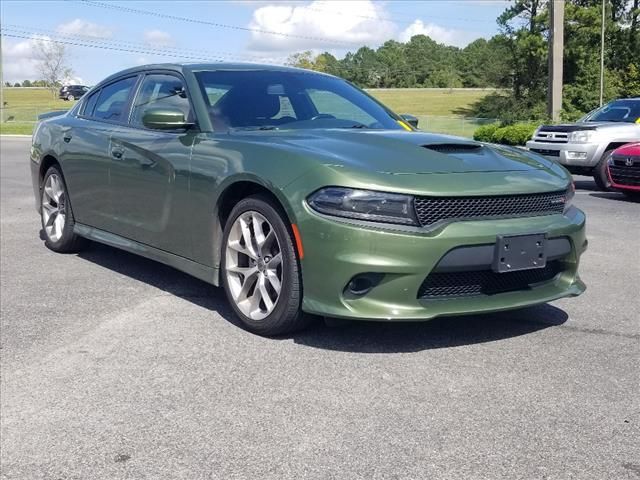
(96, 62, 334, 88)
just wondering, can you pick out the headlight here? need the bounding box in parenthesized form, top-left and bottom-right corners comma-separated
(307, 187, 417, 225)
(569, 130, 598, 143)
(564, 182, 575, 213)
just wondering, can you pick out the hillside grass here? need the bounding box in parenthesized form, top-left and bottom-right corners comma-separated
(0, 87, 497, 136)
(1, 88, 74, 135)
(367, 88, 494, 116)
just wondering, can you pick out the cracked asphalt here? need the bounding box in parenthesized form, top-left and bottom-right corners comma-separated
(1, 136, 639, 479)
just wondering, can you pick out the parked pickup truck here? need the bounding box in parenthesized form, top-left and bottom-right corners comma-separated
(526, 98, 640, 190)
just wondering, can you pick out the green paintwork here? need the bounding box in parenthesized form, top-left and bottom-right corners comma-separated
(141, 107, 192, 130)
(30, 63, 587, 321)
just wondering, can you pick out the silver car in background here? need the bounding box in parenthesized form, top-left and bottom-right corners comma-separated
(526, 98, 640, 190)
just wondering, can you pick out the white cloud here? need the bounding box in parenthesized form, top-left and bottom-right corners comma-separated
(247, 0, 395, 51)
(399, 19, 474, 47)
(2, 36, 84, 84)
(1, 37, 42, 82)
(143, 30, 174, 47)
(57, 19, 113, 38)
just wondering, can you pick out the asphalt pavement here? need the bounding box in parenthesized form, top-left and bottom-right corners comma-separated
(1, 136, 639, 479)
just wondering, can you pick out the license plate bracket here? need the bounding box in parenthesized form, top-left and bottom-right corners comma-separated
(493, 233, 547, 273)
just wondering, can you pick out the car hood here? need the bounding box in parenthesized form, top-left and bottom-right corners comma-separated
(234, 129, 549, 175)
(539, 121, 638, 131)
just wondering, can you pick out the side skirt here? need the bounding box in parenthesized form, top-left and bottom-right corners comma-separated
(74, 223, 218, 286)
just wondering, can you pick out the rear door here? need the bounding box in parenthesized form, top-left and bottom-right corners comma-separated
(59, 76, 138, 231)
(107, 72, 197, 258)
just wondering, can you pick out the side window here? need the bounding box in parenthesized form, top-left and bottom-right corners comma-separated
(131, 74, 192, 128)
(82, 90, 100, 117)
(93, 77, 136, 122)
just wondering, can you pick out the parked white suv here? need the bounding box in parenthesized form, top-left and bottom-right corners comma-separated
(526, 98, 640, 190)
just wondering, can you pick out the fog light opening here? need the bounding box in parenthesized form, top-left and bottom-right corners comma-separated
(344, 273, 384, 297)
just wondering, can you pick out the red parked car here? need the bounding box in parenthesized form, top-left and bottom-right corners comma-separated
(608, 143, 640, 198)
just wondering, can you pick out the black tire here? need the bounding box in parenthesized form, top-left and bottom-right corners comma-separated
(220, 195, 310, 336)
(40, 165, 87, 253)
(67, 94, 75, 101)
(593, 150, 613, 191)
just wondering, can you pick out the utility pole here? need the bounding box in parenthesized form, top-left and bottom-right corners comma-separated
(548, 0, 565, 122)
(599, 0, 606, 106)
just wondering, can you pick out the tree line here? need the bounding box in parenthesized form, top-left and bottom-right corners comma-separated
(4, 80, 62, 88)
(287, 0, 640, 121)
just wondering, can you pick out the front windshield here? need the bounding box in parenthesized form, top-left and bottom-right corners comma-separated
(581, 99, 640, 123)
(194, 69, 404, 131)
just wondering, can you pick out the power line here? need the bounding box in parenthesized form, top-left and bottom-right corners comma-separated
(2, 24, 270, 63)
(0, 26, 410, 75)
(1, 25, 485, 80)
(74, 0, 364, 47)
(302, 2, 501, 25)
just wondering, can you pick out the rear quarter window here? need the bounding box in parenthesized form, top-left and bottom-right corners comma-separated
(81, 90, 100, 117)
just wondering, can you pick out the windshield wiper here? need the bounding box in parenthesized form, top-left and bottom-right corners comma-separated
(336, 124, 370, 129)
(233, 125, 279, 131)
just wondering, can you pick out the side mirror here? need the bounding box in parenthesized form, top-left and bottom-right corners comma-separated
(142, 108, 193, 130)
(400, 114, 419, 128)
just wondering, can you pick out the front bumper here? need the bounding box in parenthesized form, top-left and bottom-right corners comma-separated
(296, 207, 587, 321)
(526, 140, 603, 168)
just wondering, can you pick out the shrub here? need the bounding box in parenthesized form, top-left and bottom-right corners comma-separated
(474, 122, 538, 146)
(473, 123, 500, 142)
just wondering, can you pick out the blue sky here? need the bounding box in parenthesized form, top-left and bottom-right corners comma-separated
(1, 0, 512, 84)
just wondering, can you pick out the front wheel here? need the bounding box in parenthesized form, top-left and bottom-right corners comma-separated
(593, 150, 613, 191)
(67, 94, 75, 101)
(40, 166, 87, 253)
(221, 195, 310, 336)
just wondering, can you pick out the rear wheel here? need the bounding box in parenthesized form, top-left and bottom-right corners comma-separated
(593, 150, 613, 191)
(40, 166, 87, 253)
(221, 195, 310, 336)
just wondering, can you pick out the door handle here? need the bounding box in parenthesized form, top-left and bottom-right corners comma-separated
(111, 147, 125, 159)
(63, 134, 72, 143)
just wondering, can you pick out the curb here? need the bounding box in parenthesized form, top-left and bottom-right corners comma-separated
(0, 134, 32, 138)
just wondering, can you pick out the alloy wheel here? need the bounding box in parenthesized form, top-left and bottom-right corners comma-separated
(225, 211, 283, 320)
(42, 173, 67, 242)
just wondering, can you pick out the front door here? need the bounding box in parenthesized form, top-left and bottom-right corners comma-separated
(107, 73, 197, 258)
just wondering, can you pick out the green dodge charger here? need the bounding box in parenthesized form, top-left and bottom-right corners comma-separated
(30, 63, 587, 335)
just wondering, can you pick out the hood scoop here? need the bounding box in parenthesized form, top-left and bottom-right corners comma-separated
(423, 143, 483, 154)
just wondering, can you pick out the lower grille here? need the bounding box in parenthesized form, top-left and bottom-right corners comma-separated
(530, 148, 560, 157)
(413, 190, 567, 227)
(418, 261, 563, 299)
(610, 158, 640, 187)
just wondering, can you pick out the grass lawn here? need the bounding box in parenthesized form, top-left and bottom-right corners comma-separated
(367, 88, 495, 116)
(0, 123, 35, 135)
(1, 88, 73, 135)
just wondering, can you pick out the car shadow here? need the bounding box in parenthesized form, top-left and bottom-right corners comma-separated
(574, 179, 599, 191)
(290, 305, 567, 353)
(74, 240, 568, 353)
(589, 192, 640, 203)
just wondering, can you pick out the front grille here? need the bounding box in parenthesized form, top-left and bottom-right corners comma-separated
(530, 148, 560, 157)
(413, 190, 567, 227)
(610, 156, 640, 186)
(418, 261, 563, 299)
(533, 132, 568, 144)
